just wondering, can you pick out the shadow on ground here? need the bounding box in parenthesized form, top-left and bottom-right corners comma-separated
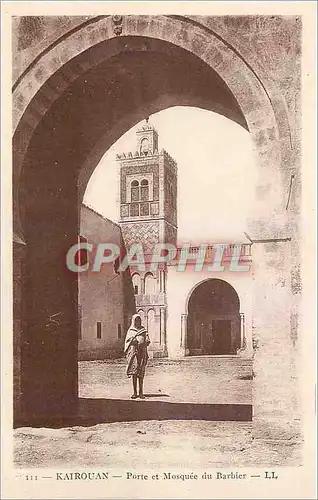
(143, 393, 170, 398)
(16, 398, 252, 428)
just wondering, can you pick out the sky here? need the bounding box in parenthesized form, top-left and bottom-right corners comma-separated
(84, 106, 256, 244)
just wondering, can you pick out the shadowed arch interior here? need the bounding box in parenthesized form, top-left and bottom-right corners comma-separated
(187, 279, 241, 356)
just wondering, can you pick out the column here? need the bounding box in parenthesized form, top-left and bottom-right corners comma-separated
(180, 313, 187, 357)
(154, 309, 161, 345)
(160, 307, 167, 355)
(240, 313, 245, 348)
(239, 313, 246, 350)
(162, 270, 166, 293)
(140, 275, 145, 295)
(159, 269, 166, 293)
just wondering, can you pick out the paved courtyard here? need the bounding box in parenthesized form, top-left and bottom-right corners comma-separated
(14, 357, 301, 468)
(79, 356, 252, 405)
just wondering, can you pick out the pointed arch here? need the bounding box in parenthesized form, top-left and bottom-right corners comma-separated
(144, 272, 157, 295)
(186, 278, 241, 356)
(132, 273, 141, 295)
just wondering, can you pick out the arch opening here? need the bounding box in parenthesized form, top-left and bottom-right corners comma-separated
(186, 279, 241, 356)
(13, 29, 266, 424)
(144, 273, 157, 295)
(132, 273, 141, 295)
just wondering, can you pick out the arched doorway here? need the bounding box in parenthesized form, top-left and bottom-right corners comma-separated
(186, 279, 241, 356)
(12, 15, 289, 425)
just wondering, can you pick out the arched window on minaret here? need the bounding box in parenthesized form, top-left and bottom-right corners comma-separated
(140, 137, 150, 155)
(144, 272, 157, 295)
(147, 309, 156, 339)
(131, 180, 140, 202)
(140, 179, 149, 201)
(137, 309, 146, 327)
(132, 273, 141, 295)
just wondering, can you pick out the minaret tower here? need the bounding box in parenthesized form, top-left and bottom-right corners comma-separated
(117, 119, 177, 253)
(117, 119, 178, 357)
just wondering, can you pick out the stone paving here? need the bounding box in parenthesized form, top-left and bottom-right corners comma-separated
(14, 357, 301, 468)
(79, 356, 253, 405)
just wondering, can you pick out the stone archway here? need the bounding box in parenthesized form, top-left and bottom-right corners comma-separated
(13, 14, 292, 236)
(12, 15, 298, 436)
(186, 279, 241, 356)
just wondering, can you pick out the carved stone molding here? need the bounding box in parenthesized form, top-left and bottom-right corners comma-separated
(112, 15, 123, 36)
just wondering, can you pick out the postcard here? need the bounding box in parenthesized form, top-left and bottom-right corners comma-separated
(1, 1, 316, 499)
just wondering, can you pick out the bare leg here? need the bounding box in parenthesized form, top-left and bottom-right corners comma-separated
(131, 375, 138, 399)
(138, 376, 145, 398)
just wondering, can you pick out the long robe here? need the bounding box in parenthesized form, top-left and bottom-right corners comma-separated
(124, 325, 150, 377)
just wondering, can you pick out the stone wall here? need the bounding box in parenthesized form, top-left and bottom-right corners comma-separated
(13, 240, 26, 423)
(79, 205, 135, 360)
